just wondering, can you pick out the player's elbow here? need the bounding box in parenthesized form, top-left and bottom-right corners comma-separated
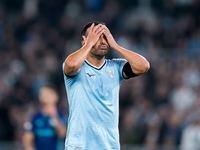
(134, 61, 150, 75)
(143, 61, 150, 73)
(64, 58, 80, 75)
(65, 58, 77, 71)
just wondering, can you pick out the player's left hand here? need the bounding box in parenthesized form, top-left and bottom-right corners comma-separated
(44, 104, 58, 118)
(102, 25, 118, 49)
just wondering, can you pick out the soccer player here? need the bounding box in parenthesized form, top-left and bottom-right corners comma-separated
(63, 21, 150, 150)
(23, 86, 68, 150)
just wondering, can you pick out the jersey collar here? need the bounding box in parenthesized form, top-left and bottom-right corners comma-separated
(85, 59, 106, 70)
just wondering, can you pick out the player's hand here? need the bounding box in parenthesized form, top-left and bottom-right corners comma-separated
(26, 148, 36, 150)
(102, 25, 117, 49)
(44, 104, 58, 118)
(82, 23, 104, 48)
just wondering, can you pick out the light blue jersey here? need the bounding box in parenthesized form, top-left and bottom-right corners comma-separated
(63, 58, 127, 150)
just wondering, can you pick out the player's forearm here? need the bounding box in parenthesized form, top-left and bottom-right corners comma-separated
(55, 123, 67, 138)
(64, 43, 92, 76)
(113, 44, 150, 75)
(23, 133, 35, 150)
(51, 117, 67, 138)
(24, 143, 35, 150)
(24, 147, 36, 150)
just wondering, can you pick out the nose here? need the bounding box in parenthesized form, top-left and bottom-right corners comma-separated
(100, 34, 107, 43)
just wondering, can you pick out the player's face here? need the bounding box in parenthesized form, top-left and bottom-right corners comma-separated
(39, 88, 58, 105)
(86, 26, 109, 59)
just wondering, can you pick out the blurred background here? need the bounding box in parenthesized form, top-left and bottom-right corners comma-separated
(0, 0, 200, 149)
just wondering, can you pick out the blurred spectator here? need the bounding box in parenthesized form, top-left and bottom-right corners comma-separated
(0, 0, 200, 149)
(180, 114, 200, 150)
(22, 86, 67, 150)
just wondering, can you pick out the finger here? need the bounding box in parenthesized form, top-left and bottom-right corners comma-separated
(102, 25, 108, 30)
(88, 23, 95, 34)
(96, 29, 105, 37)
(93, 24, 103, 33)
(102, 29, 109, 37)
(103, 27, 112, 38)
(103, 25, 111, 35)
(95, 26, 104, 35)
(90, 23, 94, 28)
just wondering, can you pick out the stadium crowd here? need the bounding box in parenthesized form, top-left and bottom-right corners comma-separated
(0, 0, 200, 149)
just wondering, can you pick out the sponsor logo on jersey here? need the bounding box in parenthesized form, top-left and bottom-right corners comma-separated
(86, 73, 96, 77)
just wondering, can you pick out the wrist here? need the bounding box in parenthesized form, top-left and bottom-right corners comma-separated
(85, 42, 93, 50)
(111, 43, 119, 50)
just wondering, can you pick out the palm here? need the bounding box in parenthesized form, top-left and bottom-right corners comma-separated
(84, 24, 104, 47)
(102, 26, 117, 48)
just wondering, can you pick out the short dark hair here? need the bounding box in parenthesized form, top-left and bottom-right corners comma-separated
(81, 21, 105, 37)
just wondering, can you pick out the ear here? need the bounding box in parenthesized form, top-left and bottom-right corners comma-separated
(81, 40, 85, 46)
(81, 36, 86, 46)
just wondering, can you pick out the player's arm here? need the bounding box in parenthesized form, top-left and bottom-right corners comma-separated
(50, 117, 67, 138)
(23, 132, 36, 150)
(44, 104, 67, 138)
(103, 25, 150, 77)
(64, 23, 105, 77)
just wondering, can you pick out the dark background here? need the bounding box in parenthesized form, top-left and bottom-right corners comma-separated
(0, 0, 200, 149)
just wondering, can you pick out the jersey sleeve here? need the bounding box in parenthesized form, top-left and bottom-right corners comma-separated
(24, 115, 35, 133)
(112, 58, 127, 80)
(62, 62, 74, 85)
(62, 62, 69, 78)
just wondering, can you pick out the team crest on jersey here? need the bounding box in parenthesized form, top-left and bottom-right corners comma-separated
(105, 68, 115, 79)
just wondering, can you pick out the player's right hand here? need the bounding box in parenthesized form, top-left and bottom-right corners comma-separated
(82, 23, 104, 47)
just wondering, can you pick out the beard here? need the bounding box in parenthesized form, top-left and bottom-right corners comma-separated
(90, 44, 109, 60)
